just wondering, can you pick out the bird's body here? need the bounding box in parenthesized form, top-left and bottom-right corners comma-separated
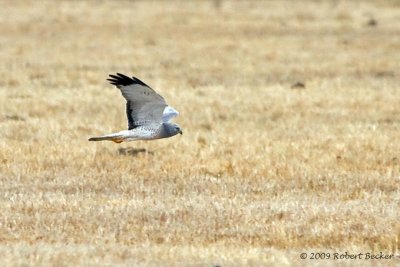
(89, 73, 182, 143)
(89, 122, 179, 143)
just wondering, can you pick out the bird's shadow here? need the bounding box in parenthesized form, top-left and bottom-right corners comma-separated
(118, 147, 153, 156)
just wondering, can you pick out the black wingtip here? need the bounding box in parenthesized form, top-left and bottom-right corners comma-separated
(107, 73, 150, 87)
(107, 73, 134, 86)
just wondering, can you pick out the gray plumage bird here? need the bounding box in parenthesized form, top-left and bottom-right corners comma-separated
(89, 73, 182, 143)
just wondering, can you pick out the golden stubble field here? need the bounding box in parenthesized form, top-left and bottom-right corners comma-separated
(0, 0, 400, 266)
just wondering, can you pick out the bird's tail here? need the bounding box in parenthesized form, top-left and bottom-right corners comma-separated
(88, 132, 125, 143)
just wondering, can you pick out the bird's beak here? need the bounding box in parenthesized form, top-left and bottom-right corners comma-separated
(179, 130, 183, 135)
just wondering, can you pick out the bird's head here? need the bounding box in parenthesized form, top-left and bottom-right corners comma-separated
(175, 124, 183, 135)
(167, 123, 183, 136)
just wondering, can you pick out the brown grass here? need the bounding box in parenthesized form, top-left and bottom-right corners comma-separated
(1, 0, 400, 266)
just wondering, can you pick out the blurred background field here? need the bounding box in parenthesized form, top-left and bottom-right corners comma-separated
(0, 0, 399, 266)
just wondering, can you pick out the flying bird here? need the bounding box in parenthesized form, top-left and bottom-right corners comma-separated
(89, 73, 182, 143)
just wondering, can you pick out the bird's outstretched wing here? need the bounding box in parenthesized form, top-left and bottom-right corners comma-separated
(107, 73, 167, 130)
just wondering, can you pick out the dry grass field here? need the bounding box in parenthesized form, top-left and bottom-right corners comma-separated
(1, 0, 400, 266)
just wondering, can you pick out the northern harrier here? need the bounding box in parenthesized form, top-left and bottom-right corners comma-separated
(89, 73, 182, 143)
